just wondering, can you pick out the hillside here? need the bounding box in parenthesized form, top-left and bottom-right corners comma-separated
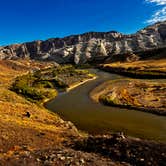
(0, 60, 77, 151)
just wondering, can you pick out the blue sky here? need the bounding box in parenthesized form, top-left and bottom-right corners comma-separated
(0, 0, 166, 45)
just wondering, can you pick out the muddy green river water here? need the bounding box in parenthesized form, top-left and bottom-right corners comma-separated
(45, 69, 166, 142)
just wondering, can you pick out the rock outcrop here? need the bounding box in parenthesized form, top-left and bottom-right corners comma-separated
(0, 21, 166, 64)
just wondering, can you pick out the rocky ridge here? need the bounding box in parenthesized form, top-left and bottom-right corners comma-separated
(0, 21, 166, 64)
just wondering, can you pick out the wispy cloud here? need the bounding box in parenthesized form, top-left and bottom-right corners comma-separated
(146, 0, 166, 5)
(145, 0, 166, 23)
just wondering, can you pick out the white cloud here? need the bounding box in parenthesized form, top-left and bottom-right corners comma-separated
(145, 0, 166, 23)
(147, 6, 166, 23)
(146, 0, 166, 5)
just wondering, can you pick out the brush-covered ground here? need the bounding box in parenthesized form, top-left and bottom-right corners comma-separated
(93, 59, 166, 115)
(100, 59, 166, 78)
(90, 79, 166, 115)
(10, 64, 95, 103)
(0, 60, 166, 165)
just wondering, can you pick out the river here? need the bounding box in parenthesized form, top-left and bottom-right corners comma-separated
(45, 69, 166, 142)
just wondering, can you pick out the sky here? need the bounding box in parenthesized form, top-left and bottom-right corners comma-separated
(0, 0, 166, 46)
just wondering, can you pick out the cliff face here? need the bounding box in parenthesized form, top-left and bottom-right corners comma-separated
(0, 21, 166, 64)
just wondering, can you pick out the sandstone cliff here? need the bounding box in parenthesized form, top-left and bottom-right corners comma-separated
(0, 21, 166, 64)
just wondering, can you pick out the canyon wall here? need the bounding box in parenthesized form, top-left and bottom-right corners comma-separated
(0, 21, 166, 64)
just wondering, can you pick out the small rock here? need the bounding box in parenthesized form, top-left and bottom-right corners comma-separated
(24, 112, 31, 118)
(60, 156, 65, 161)
(75, 161, 80, 166)
(50, 154, 56, 158)
(80, 158, 85, 164)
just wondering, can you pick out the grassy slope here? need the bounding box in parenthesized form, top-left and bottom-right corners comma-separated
(0, 60, 79, 153)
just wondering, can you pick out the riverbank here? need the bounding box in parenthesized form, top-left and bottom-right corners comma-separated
(10, 65, 96, 104)
(90, 79, 166, 116)
(66, 76, 97, 92)
(100, 59, 166, 78)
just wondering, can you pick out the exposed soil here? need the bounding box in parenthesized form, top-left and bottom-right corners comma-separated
(0, 146, 124, 166)
(73, 134, 166, 166)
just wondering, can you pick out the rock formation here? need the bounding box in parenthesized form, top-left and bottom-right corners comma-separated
(0, 21, 166, 64)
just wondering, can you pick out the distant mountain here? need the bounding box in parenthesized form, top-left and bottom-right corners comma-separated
(0, 21, 166, 64)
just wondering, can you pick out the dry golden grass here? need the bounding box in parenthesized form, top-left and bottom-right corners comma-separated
(91, 78, 166, 115)
(0, 60, 78, 153)
(102, 59, 166, 73)
(0, 59, 56, 87)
